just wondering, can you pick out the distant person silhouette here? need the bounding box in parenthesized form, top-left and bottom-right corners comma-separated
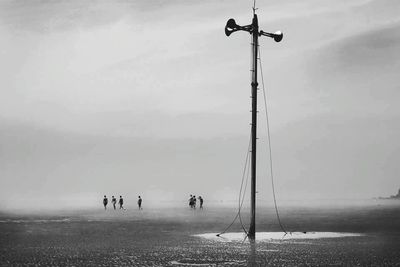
(193, 195, 197, 209)
(189, 195, 194, 209)
(198, 196, 203, 209)
(119, 196, 124, 209)
(111, 196, 117, 210)
(103, 195, 108, 210)
(138, 196, 142, 210)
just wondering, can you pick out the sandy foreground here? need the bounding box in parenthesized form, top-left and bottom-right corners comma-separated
(1, 203, 400, 266)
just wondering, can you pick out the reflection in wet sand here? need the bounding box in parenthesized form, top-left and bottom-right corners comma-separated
(248, 239, 256, 267)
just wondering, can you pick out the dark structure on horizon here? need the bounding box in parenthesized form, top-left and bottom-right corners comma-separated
(379, 188, 400, 199)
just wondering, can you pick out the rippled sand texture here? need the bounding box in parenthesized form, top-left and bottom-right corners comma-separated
(1, 203, 400, 266)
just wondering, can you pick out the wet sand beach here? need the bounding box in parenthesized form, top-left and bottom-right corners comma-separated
(1, 201, 400, 266)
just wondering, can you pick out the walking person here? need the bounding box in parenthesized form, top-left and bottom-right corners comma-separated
(138, 196, 143, 210)
(198, 196, 203, 209)
(189, 195, 194, 209)
(119, 195, 124, 209)
(111, 196, 117, 210)
(103, 195, 108, 210)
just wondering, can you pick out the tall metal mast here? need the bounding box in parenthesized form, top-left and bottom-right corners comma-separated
(225, 11, 283, 240)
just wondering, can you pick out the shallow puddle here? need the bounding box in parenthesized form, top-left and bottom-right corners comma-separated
(194, 232, 363, 242)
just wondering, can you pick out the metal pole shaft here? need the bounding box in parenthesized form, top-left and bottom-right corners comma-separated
(248, 13, 258, 240)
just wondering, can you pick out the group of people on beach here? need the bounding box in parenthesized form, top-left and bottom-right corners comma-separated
(103, 194, 204, 210)
(103, 195, 142, 210)
(189, 195, 203, 209)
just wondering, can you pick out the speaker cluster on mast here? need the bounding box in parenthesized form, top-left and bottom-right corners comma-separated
(224, 12, 283, 240)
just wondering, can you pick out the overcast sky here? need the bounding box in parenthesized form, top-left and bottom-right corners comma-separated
(0, 0, 399, 209)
